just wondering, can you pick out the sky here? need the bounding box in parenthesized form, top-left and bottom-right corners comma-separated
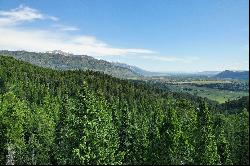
(0, 0, 249, 72)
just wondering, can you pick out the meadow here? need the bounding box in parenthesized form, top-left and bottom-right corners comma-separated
(141, 76, 249, 103)
(167, 83, 248, 103)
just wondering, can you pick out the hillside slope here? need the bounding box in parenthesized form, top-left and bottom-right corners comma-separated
(215, 70, 249, 80)
(112, 62, 168, 76)
(0, 50, 140, 79)
(0, 56, 248, 165)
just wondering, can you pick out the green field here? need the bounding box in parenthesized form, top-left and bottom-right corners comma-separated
(172, 80, 232, 84)
(168, 84, 249, 103)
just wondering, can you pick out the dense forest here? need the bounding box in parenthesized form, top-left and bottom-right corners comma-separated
(0, 56, 249, 165)
(189, 82, 249, 92)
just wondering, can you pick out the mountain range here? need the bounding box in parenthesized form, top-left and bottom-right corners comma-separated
(0, 50, 140, 79)
(214, 70, 249, 80)
(112, 62, 171, 76)
(0, 50, 248, 80)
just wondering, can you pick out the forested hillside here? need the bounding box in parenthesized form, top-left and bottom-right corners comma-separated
(0, 50, 140, 79)
(0, 56, 249, 165)
(112, 62, 167, 76)
(215, 70, 249, 80)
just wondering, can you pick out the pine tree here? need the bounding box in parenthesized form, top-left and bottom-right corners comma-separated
(195, 100, 220, 165)
(0, 92, 27, 165)
(234, 109, 249, 165)
(71, 83, 123, 164)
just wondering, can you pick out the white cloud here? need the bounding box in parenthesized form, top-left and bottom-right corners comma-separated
(141, 55, 199, 63)
(48, 16, 59, 21)
(0, 5, 155, 57)
(0, 26, 155, 56)
(0, 5, 189, 61)
(52, 24, 79, 31)
(219, 60, 249, 71)
(0, 5, 58, 26)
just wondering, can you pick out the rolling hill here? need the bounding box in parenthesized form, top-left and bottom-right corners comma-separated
(0, 50, 140, 79)
(215, 70, 249, 80)
(0, 55, 248, 165)
(111, 62, 169, 76)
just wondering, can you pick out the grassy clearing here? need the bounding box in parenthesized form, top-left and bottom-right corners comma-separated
(174, 80, 232, 84)
(168, 84, 249, 103)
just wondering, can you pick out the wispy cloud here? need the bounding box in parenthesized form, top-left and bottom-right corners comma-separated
(0, 4, 58, 26)
(0, 5, 155, 57)
(52, 24, 79, 31)
(0, 27, 156, 56)
(0, 5, 191, 62)
(141, 55, 199, 63)
(220, 60, 249, 71)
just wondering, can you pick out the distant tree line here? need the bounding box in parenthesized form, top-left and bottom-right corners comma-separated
(189, 82, 249, 92)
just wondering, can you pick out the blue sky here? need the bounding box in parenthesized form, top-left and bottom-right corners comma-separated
(0, 0, 249, 72)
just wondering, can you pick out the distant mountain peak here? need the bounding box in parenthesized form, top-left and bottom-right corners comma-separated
(215, 70, 249, 80)
(0, 50, 140, 79)
(46, 50, 72, 56)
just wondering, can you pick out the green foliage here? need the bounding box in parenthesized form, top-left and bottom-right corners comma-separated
(0, 55, 248, 165)
(195, 101, 220, 165)
(232, 110, 249, 165)
(0, 92, 26, 164)
(72, 85, 123, 165)
(0, 50, 140, 79)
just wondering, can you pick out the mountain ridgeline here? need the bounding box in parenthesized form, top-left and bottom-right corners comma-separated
(0, 50, 140, 79)
(0, 55, 249, 165)
(112, 62, 170, 76)
(215, 70, 249, 80)
(1, 50, 248, 79)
